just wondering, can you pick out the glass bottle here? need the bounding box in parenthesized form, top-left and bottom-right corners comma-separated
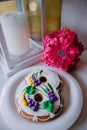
(17, 0, 62, 42)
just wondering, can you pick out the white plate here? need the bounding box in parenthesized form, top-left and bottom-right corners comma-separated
(0, 66, 83, 130)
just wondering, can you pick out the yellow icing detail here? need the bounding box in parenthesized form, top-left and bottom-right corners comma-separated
(21, 92, 27, 106)
(21, 99, 27, 106)
(28, 77, 35, 87)
(21, 92, 25, 98)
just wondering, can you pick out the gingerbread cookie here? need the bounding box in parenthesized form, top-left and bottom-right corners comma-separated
(16, 69, 63, 122)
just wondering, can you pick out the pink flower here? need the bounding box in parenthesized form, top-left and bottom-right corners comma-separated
(42, 28, 84, 71)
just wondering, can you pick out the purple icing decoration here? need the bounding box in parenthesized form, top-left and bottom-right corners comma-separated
(46, 88, 58, 103)
(26, 95, 39, 111)
(32, 74, 41, 86)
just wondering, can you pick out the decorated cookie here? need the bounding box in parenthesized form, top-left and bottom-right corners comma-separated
(16, 69, 63, 122)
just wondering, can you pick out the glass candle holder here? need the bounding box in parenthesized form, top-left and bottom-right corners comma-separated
(0, 12, 42, 76)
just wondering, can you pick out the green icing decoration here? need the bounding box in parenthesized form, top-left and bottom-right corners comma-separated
(40, 85, 47, 94)
(41, 100, 53, 112)
(24, 86, 35, 95)
(40, 70, 43, 75)
(36, 72, 38, 78)
(47, 83, 53, 91)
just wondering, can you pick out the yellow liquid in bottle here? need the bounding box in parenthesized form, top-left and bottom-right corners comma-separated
(45, 0, 62, 34)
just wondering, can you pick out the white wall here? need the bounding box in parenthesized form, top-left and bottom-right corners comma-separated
(61, 0, 87, 48)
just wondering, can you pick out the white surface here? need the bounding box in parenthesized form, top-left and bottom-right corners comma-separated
(0, 66, 83, 130)
(61, 0, 87, 48)
(0, 12, 30, 56)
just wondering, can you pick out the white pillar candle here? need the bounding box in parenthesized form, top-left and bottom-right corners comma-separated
(0, 12, 30, 56)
